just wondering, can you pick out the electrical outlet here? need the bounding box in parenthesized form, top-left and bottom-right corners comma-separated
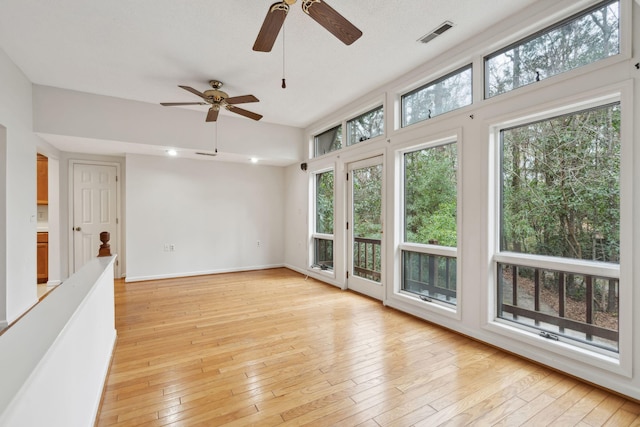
(257, 240, 261, 247)
(170, 244, 175, 252)
(164, 243, 170, 252)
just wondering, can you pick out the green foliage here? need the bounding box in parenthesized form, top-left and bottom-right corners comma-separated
(347, 106, 384, 146)
(404, 143, 458, 247)
(501, 103, 621, 263)
(487, 0, 619, 97)
(315, 171, 334, 234)
(352, 164, 383, 239)
(402, 66, 472, 127)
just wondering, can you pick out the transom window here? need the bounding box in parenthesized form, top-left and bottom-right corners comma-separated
(346, 106, 384, 147)
(485, 0, 620, 98)
(496, 102, 621, 352)
(314, 126, 342, 158)
(401, 141, 458, 306)
(401, 65, 472, 128)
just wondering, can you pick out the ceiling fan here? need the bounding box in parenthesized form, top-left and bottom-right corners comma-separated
(253, 0, 362, 52)
(160, 80, 262, 122)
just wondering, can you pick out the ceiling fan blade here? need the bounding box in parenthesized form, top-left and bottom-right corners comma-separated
(302, 0, 362, 46)
(160, 102, 208, 106)
(206, 107, 219, 122)
(225, 95, 259, 105)
(253, 2, 289, 52)
(178, 85, 207, 99)
(226, 105, 263, 121)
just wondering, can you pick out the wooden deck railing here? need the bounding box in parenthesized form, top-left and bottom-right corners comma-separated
(353, 237, 382, 282)
(314, 238, 334, 270)
(497, 263, 619, 347)
(402, 251, 457, 303)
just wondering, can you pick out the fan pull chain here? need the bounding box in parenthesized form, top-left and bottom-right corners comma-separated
(214, 121, 218, 154)
(282, 22, 287, 89)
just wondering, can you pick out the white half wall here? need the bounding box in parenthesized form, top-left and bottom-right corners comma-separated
(0, 256, 116, 427)
(126, 154, 285, 281)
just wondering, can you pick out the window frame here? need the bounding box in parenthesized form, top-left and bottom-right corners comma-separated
(400, 64, 473, 128)
(313, 125, 342, 158)
(484, 0, 621, 99)
(396, 135, 461, 313)
(487, 88, 633, 376)
(310, 167, 336, 275)
(346, 105, 385, 147)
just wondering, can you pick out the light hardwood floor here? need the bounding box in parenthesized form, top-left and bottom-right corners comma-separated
(95, 268, 640, 426)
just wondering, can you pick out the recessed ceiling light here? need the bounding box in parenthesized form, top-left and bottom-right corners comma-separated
(250, 157, 259, 164)
(166, 149, 177, 156)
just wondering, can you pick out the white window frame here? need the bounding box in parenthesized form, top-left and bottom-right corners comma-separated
(392, 133, 462, 318)
(346, 105, 385, 147)
(309, 166, 336, 278)
(486, 86, 633, 376)
(484, 0, 622, 99)
(400, 64, 473, 128)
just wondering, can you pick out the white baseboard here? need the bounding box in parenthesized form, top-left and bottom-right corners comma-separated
(125, 263, 285, 283)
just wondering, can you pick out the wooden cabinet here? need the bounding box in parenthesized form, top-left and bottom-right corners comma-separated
(37, 154, 48, 205)
(37, 232, 48, 283)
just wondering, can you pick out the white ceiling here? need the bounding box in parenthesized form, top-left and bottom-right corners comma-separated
(0, 0, 537, 155)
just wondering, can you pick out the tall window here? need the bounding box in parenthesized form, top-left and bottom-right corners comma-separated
(347, 106, 384, 146)
(401, 65, 472, 128)
(401, 142, 458, 305)
(314, 126, 342, 158)
(496, 102, 621, 352)
(485, 0, 620, 98)
(313, 170, 334, 270)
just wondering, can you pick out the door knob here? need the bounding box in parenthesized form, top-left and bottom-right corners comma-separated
(74, 226, 81, 231)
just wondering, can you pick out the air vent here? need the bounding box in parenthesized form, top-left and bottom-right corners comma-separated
(195, 151, 217, 157)
(418, 21, 453, 44)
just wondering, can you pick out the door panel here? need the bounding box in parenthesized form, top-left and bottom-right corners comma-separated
(347, 156, 384, 300)
(73, 163, 118, 273)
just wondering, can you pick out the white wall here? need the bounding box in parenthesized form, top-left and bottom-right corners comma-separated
(0, 47, 39, 325)
(0, 256, 116, 427)
(126, 154, 285, 281)
(284, 0, 640, 400)
(284, 163, 309, 272)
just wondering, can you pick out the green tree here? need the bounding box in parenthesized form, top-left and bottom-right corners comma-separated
(315, 171, 334, 234)
(404, 143, 458, 247)
(501, 103, 621, 263)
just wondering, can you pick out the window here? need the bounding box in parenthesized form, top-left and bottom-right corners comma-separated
(401, 142, 458, 305)
(314, 126, 342, 158)
(496, 102, 621, 352)
(401, 65, 472, 128)
(347, 106, 384, 146)
(485, 0, 620, 98)
(312, 170, 334, 270)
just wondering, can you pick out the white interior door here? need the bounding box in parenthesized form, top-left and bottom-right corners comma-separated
(347, 156, 384, 300)
(72, 163, 118, 274)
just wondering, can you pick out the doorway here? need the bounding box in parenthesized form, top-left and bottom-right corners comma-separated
(70, 161, 120, 277)
(347, 156, 384, 300)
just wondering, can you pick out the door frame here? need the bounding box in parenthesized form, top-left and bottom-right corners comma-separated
(68, 160, 122, 278)
(346, 154, 385, 301)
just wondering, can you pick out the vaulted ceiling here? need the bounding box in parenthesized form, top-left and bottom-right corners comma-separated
(0, 0, 537, 132)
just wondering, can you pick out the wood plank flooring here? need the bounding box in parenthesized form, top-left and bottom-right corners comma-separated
(95, 268, 640, 426)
